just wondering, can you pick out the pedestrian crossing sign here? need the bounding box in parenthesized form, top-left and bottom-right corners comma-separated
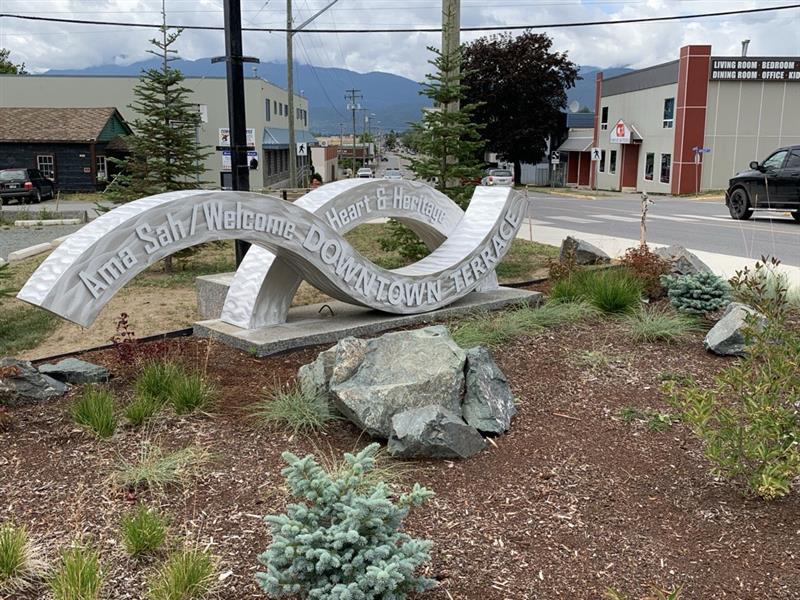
(297, 143, 308, 157)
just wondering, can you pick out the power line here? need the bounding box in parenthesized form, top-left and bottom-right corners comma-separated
(2, 3, 799, 34)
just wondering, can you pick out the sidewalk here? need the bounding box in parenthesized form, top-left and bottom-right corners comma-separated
(524, 186, 725, 203)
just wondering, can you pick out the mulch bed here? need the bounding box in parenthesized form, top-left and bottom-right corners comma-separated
(3, 318, 800, 599)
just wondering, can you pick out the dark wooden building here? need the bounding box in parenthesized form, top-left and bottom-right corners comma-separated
(0, 107, 132, 192)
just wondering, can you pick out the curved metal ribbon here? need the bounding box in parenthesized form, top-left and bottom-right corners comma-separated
(17, 185, 524, 328)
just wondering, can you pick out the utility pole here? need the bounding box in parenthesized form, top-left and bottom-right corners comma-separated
(442, 0, 460, 112)
(286, 0, 341, 188)
(215, 0, 259, 266)
(345, 88, 362, 176)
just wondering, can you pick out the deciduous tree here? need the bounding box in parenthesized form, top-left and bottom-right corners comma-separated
(0, 48, 26, 75)
(463, 31, 578, 184)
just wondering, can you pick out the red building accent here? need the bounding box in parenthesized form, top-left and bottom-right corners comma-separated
(621, 144, 640, 190)
(671, 45, 712, 195)
(566, 151, 592, 186)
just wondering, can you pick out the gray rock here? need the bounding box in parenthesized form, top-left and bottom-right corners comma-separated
(704, 302, 766, 356)
(37, 358, 109, 384)
(330, 326, 466, 438)
(0, 358, 69, 406)
(654, 245, 713, 276)
(388, 405, 486, 459)
(297, 345, 337, 399)
(559, 236, 611, 266)
(463, 347, 516, 434)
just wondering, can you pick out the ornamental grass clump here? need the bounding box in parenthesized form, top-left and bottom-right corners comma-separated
(70, 386, 117, 438)
(147, 547, 216, 600)
(667, 258, 800, 499)
(169, 372, 216, 415)
(624, 306, 700, 343)
(551, 269, 642, 313)
(256, 443, 435, 599)
(120, 506, 168, 557)
(661, 272, 729, 314)
(49, 544, 103, 600)
(250, 383, 337, 434)
(0, 522, 45, 593)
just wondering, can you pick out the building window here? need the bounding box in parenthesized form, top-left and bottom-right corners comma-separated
(284, 104, 289, 117)
(599, 149, 606, 172)
(96, 155, 108, 181)
(644, 152, 654, 181)
(274, 100, 278, 115)
(600, 106, 609, 131)
(609, 150, 617, 174)
(660, 153, 672, 183)
(37, 155, 55, 179)
(663, 97, 675, 128)
(265, 99, 271, 121)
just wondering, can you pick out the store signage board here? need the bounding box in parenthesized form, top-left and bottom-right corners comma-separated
(710, 57, 800, 82)
(17, 182, 523, 330)
(610, 120, 630, 144)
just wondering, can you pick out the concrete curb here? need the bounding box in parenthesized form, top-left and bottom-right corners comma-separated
(14, 218, 81, 227)
(8, 242, 53, 262)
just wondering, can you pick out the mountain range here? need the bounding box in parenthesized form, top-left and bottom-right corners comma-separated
(45, 59, 633, 134)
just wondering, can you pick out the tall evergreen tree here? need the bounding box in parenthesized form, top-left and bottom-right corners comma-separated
(381, 38, 484, 260)
(108, 8, 207, 200)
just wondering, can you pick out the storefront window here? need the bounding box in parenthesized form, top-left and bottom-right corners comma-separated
(644, 153, 654, 181)
(609, 150, 617, 174)
(601, 106, 609, 130)
(663, 98, 675, 128)
(660, 153, 672, 183)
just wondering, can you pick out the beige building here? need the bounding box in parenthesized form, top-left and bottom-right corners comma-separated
(0, 74, 316, 190)
(588, 45, 800, 194)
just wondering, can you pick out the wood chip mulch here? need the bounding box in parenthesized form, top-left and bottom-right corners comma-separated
(2, 320, 800, 600)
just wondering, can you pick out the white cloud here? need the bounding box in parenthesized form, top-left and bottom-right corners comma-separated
(0, 0, 798, 79)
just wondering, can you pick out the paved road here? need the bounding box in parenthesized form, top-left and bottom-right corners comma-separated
(527, 192, 800, 267)
(0, 223, 83, 260)
(0, 197, 108, 216)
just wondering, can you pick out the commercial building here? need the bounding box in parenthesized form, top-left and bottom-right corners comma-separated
(588, 45, 800, 194)
(0, 74, 315, 190)
(0, 107, 132, 191)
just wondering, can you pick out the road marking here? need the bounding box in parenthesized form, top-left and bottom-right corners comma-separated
(675, 214, 729, 222)
(548, 216, 602, 224)
(646, 214, 697, 223)
(525, 219, 552, 226)
(589, 214, 640, 223)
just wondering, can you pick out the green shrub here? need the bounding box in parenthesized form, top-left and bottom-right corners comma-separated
(551, 269, 642, 313)
(668, 259, 800, 499)
(115, 443, 211, 492)
(147, 548, 215, 600)
(0, 523, 44, 593)
(256, 443, 435, 599)
(120, 506, 168, 557)
(169, 372, 216, 415)
(49, 545, 103, 600)
(135, 361, 182, 404)
(70, 387, 117, 438)
(661, 272, 729, 314)
(624, 306, 700, 343)
(250, 383, 336, 434)
(124, 394, 165, 427)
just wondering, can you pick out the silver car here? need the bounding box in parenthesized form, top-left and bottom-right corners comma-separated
(356, 168, 374, 179)
(481, 168, 513, 187)
(384, 168, 403, 180)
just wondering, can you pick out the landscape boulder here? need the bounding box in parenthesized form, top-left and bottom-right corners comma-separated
(388, 405, 487, 459)
(37, 358, 109, 384)
(704, 302, 766, 356)
(0, 358, 69, 406)
(463, 347, 515, 434)
(329, 326, 466, 438)
(297, 346, 337, 400)
(559, 236, 611, 266)
(654, 245, 713, 276)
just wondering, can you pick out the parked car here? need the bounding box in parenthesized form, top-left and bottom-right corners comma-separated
(481, 168, 514, 187)
(384, 168, 403, 180)
(0, 168, 56, 205)
(726, 145, 800, 220)
(356, 167, 374, 179)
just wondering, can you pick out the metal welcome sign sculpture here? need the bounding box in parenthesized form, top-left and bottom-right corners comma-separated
(17, 180, 524, 329)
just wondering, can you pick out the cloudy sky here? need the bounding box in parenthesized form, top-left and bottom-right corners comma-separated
(0, 0, 799, 79)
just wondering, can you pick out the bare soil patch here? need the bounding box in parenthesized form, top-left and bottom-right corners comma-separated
(3, 315, 799, 599)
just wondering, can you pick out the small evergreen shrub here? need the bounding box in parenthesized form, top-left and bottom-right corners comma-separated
(49, 544, 103, 600)
(624, 306, 700, 343)
(661, 272, 729, 314)
(255, 443, 435, 599)
(378, 220, 428, 262)
(551, 269, 642, 313)
(169, 372, 216, 415)
(619, 245, 670, 299)
(147, 547, 216, 600)
(70, 387, 117, 438)
(250, 383, 336, 434)
(0, 523, 44, 593)
(667, 259, 800, 499)
(120, 506, 168, 557)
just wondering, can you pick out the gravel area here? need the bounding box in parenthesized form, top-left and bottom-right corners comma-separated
(0, 223, 84, 260)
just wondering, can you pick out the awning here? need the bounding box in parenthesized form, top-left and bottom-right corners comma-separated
(262, 127, 319, 149)
(556, 128, 594, 152)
